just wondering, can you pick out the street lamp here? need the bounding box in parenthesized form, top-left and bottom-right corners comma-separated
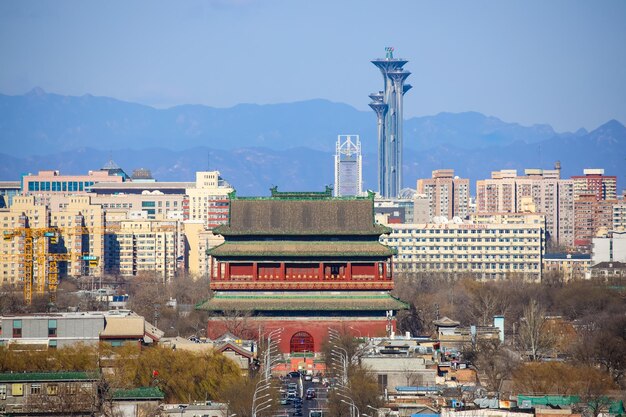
(339, 397, 360, 417)
(367, 405, 382, 416)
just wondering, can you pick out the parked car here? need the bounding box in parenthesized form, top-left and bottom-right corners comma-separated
(288, 371, 301, 378)
(304, 374, 312, 381)
(311, 376, 320, 383)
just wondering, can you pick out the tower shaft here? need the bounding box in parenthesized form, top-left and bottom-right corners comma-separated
(370, 49, 411, 198)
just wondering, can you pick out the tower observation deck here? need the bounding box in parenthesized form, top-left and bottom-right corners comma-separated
(369, 47, 411, 198)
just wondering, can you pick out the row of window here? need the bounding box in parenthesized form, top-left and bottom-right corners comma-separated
(27, 181, 95, 192)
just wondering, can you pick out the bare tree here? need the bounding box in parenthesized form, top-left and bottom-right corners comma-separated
(517, 299, 555, 361)
(474, 339, 518, 393)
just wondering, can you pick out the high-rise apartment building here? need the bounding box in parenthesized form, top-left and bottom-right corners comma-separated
(573, 195, 615, 248)
(334, 135, 362, 197)
(476, 167, 574, 247)
(369, 47, 411, 198)
(614, 202, 626, 231)
(184, 171, 233, 230)
(108, 219, 178, 281)
(572, 169, 617, 201)
(417, 169, 469, 221)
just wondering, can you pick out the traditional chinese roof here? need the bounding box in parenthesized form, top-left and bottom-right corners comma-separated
(196, 291, 408, 312)
(209, 240, 394, 258)
(0, 372, 99, 382)
(113, 387, 165, 400)
(433, 317, 461, 327)
(214, 198, 390, 236)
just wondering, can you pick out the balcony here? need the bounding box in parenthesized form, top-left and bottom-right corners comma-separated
(210, 280, 394, 291)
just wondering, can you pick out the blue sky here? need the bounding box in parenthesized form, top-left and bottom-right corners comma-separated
(1, 0, 625, 132)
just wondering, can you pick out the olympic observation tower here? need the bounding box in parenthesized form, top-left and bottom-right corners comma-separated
(369, 47, 412, 198)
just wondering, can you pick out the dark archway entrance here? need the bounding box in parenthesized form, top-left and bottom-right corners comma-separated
(290, 331, 314, 353)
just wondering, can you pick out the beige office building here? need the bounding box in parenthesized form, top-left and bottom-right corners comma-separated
(381, 220, 544, 281)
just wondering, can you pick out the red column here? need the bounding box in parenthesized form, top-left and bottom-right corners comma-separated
(280, 262, 285, 280)
(319, 263, 324, 280)
(253, 262, 258, 281)
(226, 262, 230, 280)
(346, 262, 352, 281)
(216, 260, 220, 280)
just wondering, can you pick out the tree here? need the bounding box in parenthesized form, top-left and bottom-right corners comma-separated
(513, 362, 615, 397)
(517, 299, 555, 361)
(473, 340, 518, 393)
(327, 366, 383, 417)
(218, 374, 280, 417)
(104, 344, 242, 403)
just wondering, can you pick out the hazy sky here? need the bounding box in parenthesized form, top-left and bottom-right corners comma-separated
(1, 0, 625, 132)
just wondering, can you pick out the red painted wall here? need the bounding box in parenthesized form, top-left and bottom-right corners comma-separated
(207, 316, 396, 354)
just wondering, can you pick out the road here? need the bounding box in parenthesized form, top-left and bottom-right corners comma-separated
(278, 376, 329, 417)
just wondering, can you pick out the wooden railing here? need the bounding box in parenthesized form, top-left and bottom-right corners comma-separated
(210, 281, 393, 290)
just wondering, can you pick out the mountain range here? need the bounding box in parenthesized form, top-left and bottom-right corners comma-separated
(0, 88, 624, 196)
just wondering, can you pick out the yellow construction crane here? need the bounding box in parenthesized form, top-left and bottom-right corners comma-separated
(1, 222, 177, 303)
(1, 226, 106, 304)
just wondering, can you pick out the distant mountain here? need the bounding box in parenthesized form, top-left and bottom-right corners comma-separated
(2, 89, 560, 156)
(0, 89, 624, 195)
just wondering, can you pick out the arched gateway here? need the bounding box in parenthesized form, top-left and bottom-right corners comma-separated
(290, 331, 314, 353)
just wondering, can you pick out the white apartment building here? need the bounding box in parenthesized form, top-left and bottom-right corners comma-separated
(381, 221, 544, 281)
(108, 220, 179, 281)
(184, 171, 233, 229)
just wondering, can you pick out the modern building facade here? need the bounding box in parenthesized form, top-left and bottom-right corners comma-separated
(334, 135, 363, 197)
(417, 169, 470, 221)
(543, 253, 591, 282)
(381, 220, 544, 281)
(573, 195, 615, 248)
(184, 171, 234, 230)
(0, 310, 163, 349)
(572, 169, 617, 201)
(592, 229, 626, 264)
(369, 47, 411, 198)
(476, 167, 574, 247)
(614, 201, 626, 231)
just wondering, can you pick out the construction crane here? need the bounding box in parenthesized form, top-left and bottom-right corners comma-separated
(1, 225, 108, 304)
(1, 222, 178, 303)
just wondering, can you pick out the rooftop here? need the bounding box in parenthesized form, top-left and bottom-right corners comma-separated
(197, 291, 408, 312)
(209, 240, 395, 258)
(0, 372, 99, 382)
(113, 387, 165, 400)
(215, 197, 389, 236)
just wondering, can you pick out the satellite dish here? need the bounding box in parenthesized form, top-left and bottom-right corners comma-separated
(453, 216, 463, 224)
(433, 216, 442, 224)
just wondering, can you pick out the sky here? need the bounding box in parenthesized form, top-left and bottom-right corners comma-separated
(1, 0, 625, 132)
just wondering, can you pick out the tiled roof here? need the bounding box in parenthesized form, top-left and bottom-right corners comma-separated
(209, 240, 394, 258)
(197, 291, 408, 312)
(215, 199, 390, 236)
(113, 387, 165, 400)
(592, 261, 626, 269)
(0, 372, 99, 382)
